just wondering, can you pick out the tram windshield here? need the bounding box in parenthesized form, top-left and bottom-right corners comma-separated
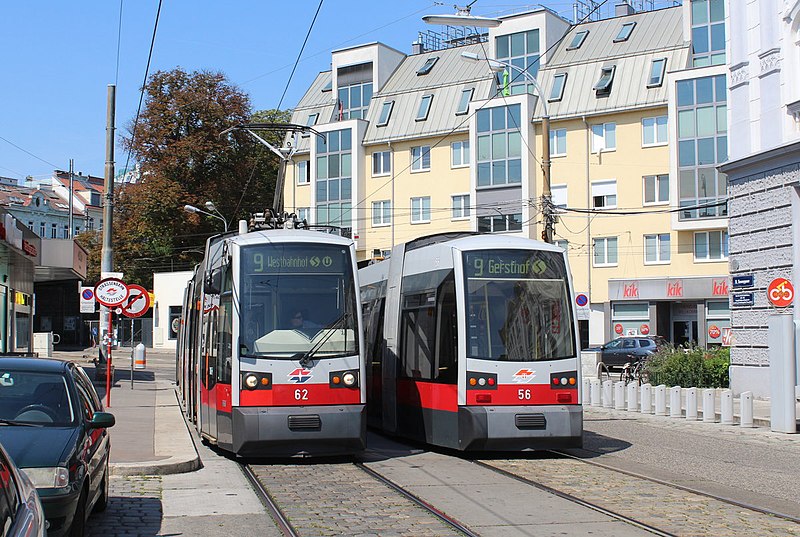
(463, 249, 575, 362)
(239, 243, 359, 359)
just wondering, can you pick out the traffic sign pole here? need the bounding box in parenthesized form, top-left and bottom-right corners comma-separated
(106, 311, 112, 408)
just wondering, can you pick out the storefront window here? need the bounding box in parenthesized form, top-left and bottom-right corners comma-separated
(611, 302, 650, 336)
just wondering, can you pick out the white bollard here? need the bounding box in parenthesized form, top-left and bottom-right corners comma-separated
(614, 381, 626, 410)
(640, 383, 652, 414)
(627, 382, 638, 412)
(590, 379, 601, 407)
(602, 380, 613, 408)
(654, 385, 667, 416)
(740, 391, 754, 428)
(670, 386, 682, 418)
(582, 377, 591, 404)
(686, 388, 698, 420)
(720, 389, 733, 425)
(703, 388, 716, 422)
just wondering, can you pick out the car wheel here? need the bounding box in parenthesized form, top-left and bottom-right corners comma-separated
(94, 460, 109, 513)
(70, 488, 87, 537)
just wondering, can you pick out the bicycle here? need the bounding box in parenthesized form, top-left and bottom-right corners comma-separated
(620, 355, 649, 385)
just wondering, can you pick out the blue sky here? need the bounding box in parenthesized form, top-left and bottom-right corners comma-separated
(0, 1, 678, 181)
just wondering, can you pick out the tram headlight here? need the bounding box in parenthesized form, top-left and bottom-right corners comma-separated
(244, 373, 259, 390)
(342, 372, 357, 387)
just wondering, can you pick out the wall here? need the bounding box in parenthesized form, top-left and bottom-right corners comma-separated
(152, 271, 193, 350)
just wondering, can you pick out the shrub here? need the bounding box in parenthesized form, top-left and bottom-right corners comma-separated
(645, 345, 729, 388)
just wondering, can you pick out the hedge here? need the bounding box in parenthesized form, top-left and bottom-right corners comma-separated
(644, 345, 729, 388)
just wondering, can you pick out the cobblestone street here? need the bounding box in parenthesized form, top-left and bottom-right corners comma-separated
(87, 476, 164, 537)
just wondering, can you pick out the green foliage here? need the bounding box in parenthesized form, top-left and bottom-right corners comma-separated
(644, 345, 729, 388)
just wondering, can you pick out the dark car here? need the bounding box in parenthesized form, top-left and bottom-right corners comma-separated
(599, 336, 667, 368)
(0, 358, 115, 537)
(0, 440, 46, 536)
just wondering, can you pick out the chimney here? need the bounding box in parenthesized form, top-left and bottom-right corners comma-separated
(615, 2, 635, 16)
(411, 41, 424, 55)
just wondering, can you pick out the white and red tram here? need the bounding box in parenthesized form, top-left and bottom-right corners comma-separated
(359, 233, 582, 451)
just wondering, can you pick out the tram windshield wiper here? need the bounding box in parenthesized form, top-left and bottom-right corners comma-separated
(295, 312, 349, 368)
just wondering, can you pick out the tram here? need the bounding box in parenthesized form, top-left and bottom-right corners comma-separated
(176, 215, 366, 457)
(359, 233, 582, 451)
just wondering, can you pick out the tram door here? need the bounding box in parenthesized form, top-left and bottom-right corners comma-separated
(199, 307, 219, 440)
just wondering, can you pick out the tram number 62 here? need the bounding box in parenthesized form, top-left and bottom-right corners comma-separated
(294, 389, 309, 401)
(518, 389, 532, 400)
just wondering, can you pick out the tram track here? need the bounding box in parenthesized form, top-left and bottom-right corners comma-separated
(241, 463, 299, 537)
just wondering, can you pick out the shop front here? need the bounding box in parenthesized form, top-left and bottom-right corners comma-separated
(607, 276, 731, 347)
(0, 210, 40, 353)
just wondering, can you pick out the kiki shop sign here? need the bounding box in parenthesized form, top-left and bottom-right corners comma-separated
(617, 278, 729, 300)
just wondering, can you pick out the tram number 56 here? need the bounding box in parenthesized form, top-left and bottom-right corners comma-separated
(294, 389, 309, 401)
(518, 389, 532, 400)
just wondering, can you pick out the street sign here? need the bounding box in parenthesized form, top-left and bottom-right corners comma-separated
(94, 278, 129, 307)
(574, 292, 590, 320)
(732, 274, 754, 289)
(121, 284, 151, 318)
(732, 293, 755, 307)
(767, 278, 794, 308)
(79, 286, 96, 314)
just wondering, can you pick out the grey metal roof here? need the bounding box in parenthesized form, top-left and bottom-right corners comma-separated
(289, 71, 336, 153)
(534, 6, 690, 119)
(362, 44, 495, 145)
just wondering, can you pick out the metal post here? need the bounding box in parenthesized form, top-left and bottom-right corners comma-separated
(101, 85, 115, 401)
(769, 313, 797, 433)
(130, 317, 134, 389)
(106, 311, 112, 408)
(68, 159, 74, 238)
(541, 115, 553, 243)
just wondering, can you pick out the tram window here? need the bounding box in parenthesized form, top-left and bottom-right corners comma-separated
(217, 266, 233, 384)
(400, 305, 436, 380)
(434, 276, 457, 383)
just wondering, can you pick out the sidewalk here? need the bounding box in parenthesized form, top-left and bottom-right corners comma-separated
(52, 347, 202, 476)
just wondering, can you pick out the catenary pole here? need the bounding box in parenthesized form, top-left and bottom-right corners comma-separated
(101, 85, 116, 407)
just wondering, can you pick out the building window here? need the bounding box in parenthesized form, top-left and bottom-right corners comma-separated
(591, 122, 616, 152)
(614, 22, 636, 42)
(549, 73, 567, 102)
(27, 221, 33, 230)
(63, 225, 69, 239)
(39, 222, 45, 236)
(50, 223, 57, 239)
(417, 56, 439, 76)
(550, 128, 566, 156)
(456, 88, 474, 115)
(567, 30, 589, 50)
(593, 237, 618, 266)
(377, 101, 394, 127)
(296, 160, 310, 184)
(451, 141, 470, 167)
(694, 230, 728, 261)
(642, 116, 668, 146)
(476, 104, 522, 187)
(411, 145, 431, 172)
(297, 207, 310, 222)
(451, 194, 470, 219)
(643, 174, 669, 205)
(372, 200, 391, 226)
(594, 66, 616, 95)
(168, 306, 182, 340)
(336, 81, 372, 120)
(495, 30, 540, 94)
(88, 218, 94, 231)
(411, 197, 431, 223)
(648, 58, 667, 87)
(306, 113, 319, 127)
(677, 75, 728, 220)
(315, 129, 352, 227)
(592, 180, 617, 209)
(691, 0, 725, 67)
(372, 151, 391, 176)
(477, 213, 522, 233)
(416, 94, 433, 121)
(551, 184, 567, 210)
(644, 233, 671, 264)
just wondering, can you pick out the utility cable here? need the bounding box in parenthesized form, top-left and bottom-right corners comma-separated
(115, 0, 124, 86)
(276, 0, 324, 111)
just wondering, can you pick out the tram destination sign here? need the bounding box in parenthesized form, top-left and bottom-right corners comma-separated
(464, 250, 565, 279)
(243, 246, 346, 274)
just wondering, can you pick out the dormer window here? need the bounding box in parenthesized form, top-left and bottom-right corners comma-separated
(567, 30, 589, 50)
(416, 94, 433, 121)
(377, 100, 394, 127)
(594, 66, 616, 95)
(306, 113, 319, 126)
(456, 88, 474, 115)
(322, 80, 332, 92)
(416, 56, 439, 76)
(647, 58, 667, 88)
(549, 73, 567, 102)
(614, 22, 636, 42)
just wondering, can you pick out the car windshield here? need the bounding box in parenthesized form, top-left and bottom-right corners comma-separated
(239, 243, 359, 359)
(463, 249, 576, 362)
(0, 370, 75, 426)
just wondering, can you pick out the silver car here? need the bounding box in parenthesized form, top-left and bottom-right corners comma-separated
(0, 441, 45, 536)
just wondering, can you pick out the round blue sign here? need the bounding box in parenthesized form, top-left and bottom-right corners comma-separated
(82, 289, 94, 300)
(575, 293, 588, 307)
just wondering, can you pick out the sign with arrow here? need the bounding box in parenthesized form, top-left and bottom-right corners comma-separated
(121, 284, 151, 318)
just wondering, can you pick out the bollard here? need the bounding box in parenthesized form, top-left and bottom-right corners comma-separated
(640, 383, 652, 414)
(720, 389, 733, 425)
(590, 379, 601, 407)
(602, 379, 613, 408)
(702, 388, 716, 422)
(627, 382, 638, 412)
(134, 343, 146, 369)
(768, 314, 797, 433)
(654, 385, 667, 416)
(614, 382, 626, 410)
(582, 377, 591, 404)
(669, 386, 682, 418)
(740, 391, 754, 428)
(686, 388, 698, 420)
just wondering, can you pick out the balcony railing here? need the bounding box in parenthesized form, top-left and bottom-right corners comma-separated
(678, 197, 728, 221)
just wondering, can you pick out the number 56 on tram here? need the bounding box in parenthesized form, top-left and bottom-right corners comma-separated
(359, 233, 582, 451)
(177, 228, 366, 457)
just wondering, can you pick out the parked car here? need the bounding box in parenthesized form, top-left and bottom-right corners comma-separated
(599, 336, 667, 368)
(0, 358, 115, 537)
(0, 440, 46, 536)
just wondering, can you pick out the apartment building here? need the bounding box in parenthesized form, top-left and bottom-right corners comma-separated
(283, 2, 730, 350)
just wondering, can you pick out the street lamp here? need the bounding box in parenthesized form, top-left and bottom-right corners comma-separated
(461, 51, 554, 243)
(184, 203, 229, 232)
(422, 2, 502, 28)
